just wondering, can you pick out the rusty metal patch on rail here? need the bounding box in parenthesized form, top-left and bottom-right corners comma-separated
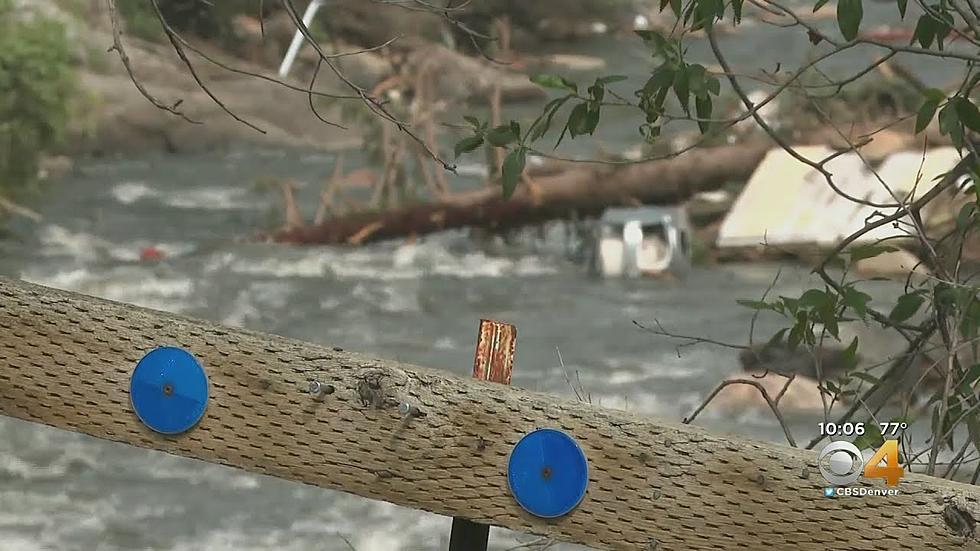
(471, 319, 516, 385)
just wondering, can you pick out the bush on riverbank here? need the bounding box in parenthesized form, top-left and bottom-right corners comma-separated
(0, 0, 75, 200)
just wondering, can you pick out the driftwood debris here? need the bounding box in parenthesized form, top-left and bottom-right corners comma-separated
(268, 141, 770, 246)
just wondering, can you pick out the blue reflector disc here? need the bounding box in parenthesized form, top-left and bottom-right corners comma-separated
(130, 347, 208, 435)
(507, 428, 589, 518)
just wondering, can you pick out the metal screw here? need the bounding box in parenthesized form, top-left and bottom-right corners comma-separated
(398, 401, 422, 418)
(309, 380, 334, 400)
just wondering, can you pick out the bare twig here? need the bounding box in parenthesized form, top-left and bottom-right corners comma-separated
(105, 0, 199, 124)
(683, 378, 798, 447)
(633, 319, 747, 355)
(150, 0, 266, 133)
(0, 196, 41, 222)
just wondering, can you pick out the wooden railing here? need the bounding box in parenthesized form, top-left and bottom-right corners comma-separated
(1, 277, 979, 550)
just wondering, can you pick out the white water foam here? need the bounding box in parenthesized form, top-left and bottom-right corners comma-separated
(350, 282, 421, 313)
(162, 186, 254, 210)
(0, 450, 98, 483)
(221, 281, 294, 327)
(21, 269, 194, 312)
(110, 181, 156, 204)
(38, 224, 194, 263)
(208, 241, 557, 281)
(111, 181, 257, 210)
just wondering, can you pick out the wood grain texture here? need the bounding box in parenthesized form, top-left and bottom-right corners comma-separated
(1, 277, 979, 550)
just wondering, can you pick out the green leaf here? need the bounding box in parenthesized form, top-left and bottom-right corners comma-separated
(766, 328, 788, 349)
(732, 0, 743, 22)
(670, 0, 682, 18)
(780, 296, 801, 316)
(923, 88, 947, 103)
(956, 97, 980, 132)
(849, 244, 897, 262)
(842, 336, 860, 371)
(528, 96, 570, 142)
(706, 76, 721, 96)
(486, 124, 518, 147)
(956, 202, 976, 234)
(695, 95, 712, 134)
(566, 103, 589, 139)
(588, 82, 605, 104)
(567, 102, 600, 138)
(736, 299, 771, 310)
(913, 14, 936, 48)
(799, 288, 831, 309)
(967, 414, 980, 456)
(501, 147, 526, 199)
(787, 311, 808, 351)
(813, 0, 830, 12)
(958, 364, 980, 395)
(701, 0, 724, 22)
(889, 293, 925, 323)
(966, 364, 980, 386)
(960, 300, 980, 340)
(463, 116, 481, 130)
(931, 5, 955, 49)
(897, 0, 908, 18)
(819, 302, 840, 339)
(453, 135, 484, 158)
(673, 66, 691, 114)
(939, 103, 965, 148)
(635, 29, 669, 53)
(687, 1, 707, 29)
(842, 287, 872, 319)
(837, 0, 863, 40)
(584, 104, 601, 134)
(530, 74, 577, 93)
(688, 64, 709, 100)
(853, 421, 884, 450)
(915, 97, 940, 133)
(646, 65, 676, 94)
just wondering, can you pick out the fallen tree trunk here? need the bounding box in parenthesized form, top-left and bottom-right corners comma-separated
(267, 141, 770, 245)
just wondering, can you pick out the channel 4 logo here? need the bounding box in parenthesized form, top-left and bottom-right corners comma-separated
(818, 439, 904, 496)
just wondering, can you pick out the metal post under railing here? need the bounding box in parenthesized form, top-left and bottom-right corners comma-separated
(448, 319, 517, 551)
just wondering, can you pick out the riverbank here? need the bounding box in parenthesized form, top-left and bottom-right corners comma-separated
(29, 0, 626, 158)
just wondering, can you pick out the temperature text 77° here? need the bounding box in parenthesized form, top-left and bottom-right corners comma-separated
(879, 422, 909, 436)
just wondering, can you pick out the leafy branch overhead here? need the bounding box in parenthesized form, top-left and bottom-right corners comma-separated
(454, 27, 727, 198)
(459, 0, 980, 479)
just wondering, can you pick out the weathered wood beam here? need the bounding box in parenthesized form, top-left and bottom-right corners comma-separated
(1, 277, 979, 550)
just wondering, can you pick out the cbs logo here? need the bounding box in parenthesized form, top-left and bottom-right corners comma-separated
(818, 439, 904, 486)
